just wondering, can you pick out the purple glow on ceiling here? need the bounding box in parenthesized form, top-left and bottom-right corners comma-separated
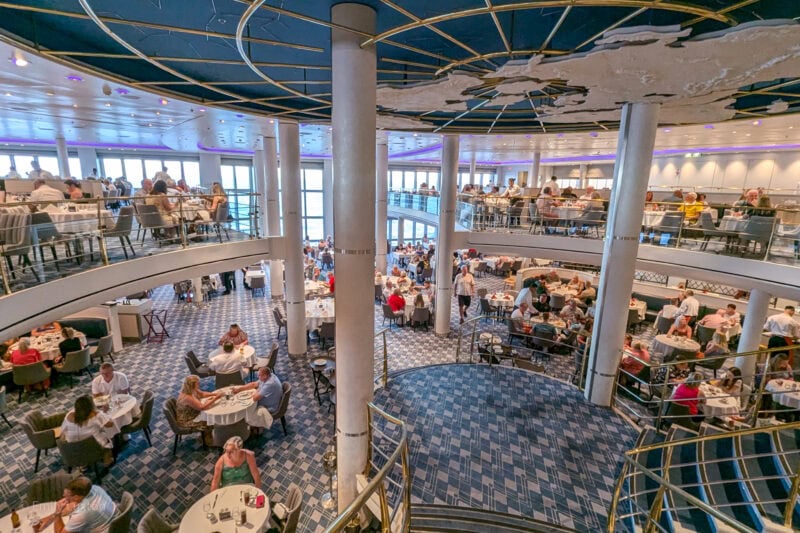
(556, 133, 565, 138)
(66, 75, 83, 82)
(115, 88, 130, 95)
(704, 125, 715, 129)
(389, 143, 442, 159)
(589, 132, 599, 138)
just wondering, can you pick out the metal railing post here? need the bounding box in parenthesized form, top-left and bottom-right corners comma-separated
(785, 462, 800, 527)
(0, 246, 12, 295)
(655, 371, 670, 433)
(382, 330, 388, 388)
(178, 197, 188, 248)
(96, 200, 109, 265)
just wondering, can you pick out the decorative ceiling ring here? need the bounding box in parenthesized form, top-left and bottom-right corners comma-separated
(361, 1, 737, 48)
(75, 0, 325, 119)
(235, 0, 330, 106)
(435, 49, 570, 76)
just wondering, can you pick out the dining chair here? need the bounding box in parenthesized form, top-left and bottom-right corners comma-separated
(103, 206, 136, 259)
(54, 347, 93, 388)
(273, 307, 287, 342)
(21, 410, 66, 472)
(184, 354, 214, 379)
(2, 213, 40, 281)
(738, 216, 776, 258)
(121, 390, 154, 447)
(0, 386, 11, 428)
(271, 483, 302, 533)
(250, 275, 266, 297)
(137, 507, 179, 533)
(211, 202, 231, 243)
(163, 398, 206, 455)
(215, 370, 244, 389)
(26, 473, 73, 505)
(90, 334, 115, 365)
(13, 362, 51, 402)
(107, 491, 134, 533)
(319, 321, 336, 350)
(57, 436, 109, 483)
(211, 420, 249, 448)
(410, 307, 431, 331)
(272, 382, 292, 436)
(30, 211, 73, 271)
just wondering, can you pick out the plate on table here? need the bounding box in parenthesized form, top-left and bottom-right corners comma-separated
(236, 391, 251, 400)
(313, 358, 328, 367)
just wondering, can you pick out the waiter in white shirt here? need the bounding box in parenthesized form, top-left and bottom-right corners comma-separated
(501, 178, 522, 199)
(764, 305, 798, 364)
(674, 290, 700, 327)
(91, 363, 130, 397)
(29, 179, 66, 204)
(453, 265, 475, 324)
(547, 176, 560, 198)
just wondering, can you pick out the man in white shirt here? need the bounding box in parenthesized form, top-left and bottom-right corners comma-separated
(579, 186, 595, 201)
(515, 286, 533, 309)
(28, 161, 54, 180)
(29, 179, 66, 203)
(559, 299, 585, 323)
(510, 302, 530, 323)
(453, 265, 475, 324)
(675, 290, 700, 326)
(764, 306, 798, 364)
(208, 342, 247, 377)
(153, 166, 171, 183)
(547, 176, 560, 198)
(91, 363, 130, 397)
(501, 178, 521, 199)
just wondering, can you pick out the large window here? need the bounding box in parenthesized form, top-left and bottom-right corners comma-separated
(99, 156, 202, 189)
(220, 160, 253, 232)
(301, 166, 324, 241)
(387, 218, 437, 248)
(387, 166, 450, 192)
(455, 169, 498, 191)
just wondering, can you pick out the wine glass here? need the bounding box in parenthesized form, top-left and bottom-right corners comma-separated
(233, 507, 242, 526)
(202, 501, 213, 521)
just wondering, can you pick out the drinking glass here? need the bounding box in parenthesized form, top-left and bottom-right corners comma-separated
(203, 502, 213, 521)
(233, 507, 242, 526)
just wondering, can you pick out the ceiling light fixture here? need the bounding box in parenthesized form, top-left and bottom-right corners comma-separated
(66, 75, 83, 82)
(663, 128, 671, 133)
(704, 125, 714, 129)
(752, 120, 762, 126)
(10, 50, 28, 67)
(3, 92, 11, 97)
(198, 108, 206, 113)
(159, 98, 168, 105)
(104, 103, 111, 107)
(589, 132, 598, 138)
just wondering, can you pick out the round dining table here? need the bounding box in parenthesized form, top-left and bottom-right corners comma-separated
(553, 205, 584, 221)
(98, 394, 141, 438)
(306, 298, 335, 331)
(179, 486, 271, 533)
(194, 386, 268, 427)
(651, 334, 700, 360)
(209, 345, 257, 369)
(528, 315, 567, 330)
(698, 383, 740, 418)
(0, 502, 57, 532)
(718, 215, 748, 232)
(487, 292, 514, 308)
(404, 293, 430, 320)
(642, 210, 665, 227)
(10, 332, 87, 362)
(43, 208, 115, 233)
(766, 379, 800, 409)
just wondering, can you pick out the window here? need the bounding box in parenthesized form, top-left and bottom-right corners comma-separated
(182, 161, 200, 187)
(37, 156, 59, 175)
(0, 154, 11, 175)
(14, 155, 34, 176)
(123, 159, 145, 189)
(102, 158, 123, 179)
(301, 166, 324, 241)
(144, 160, 163, 180)
(68, 157, 82, 178)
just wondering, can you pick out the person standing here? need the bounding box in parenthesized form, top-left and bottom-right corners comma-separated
(453, 265, 475, 324)
(764, 306, 798, 364)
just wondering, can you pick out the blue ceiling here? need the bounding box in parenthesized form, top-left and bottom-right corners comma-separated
(0, 0, 798, 133)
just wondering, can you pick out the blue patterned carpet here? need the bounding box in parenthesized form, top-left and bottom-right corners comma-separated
(0, 265, 637, 532)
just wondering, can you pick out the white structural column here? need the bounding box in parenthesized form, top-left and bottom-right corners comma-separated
(529, 152, 541, 188)
(263, 131, 284, 299)
(376, 137, 389, 273)
(586, 103, 660, 406)
(735, 288, 771, 384)
(331, 2, 377, 513)
(55, 136, 70, 178)
(435, 134, 460, 336)
(322, 159, 334, 239)
(253, 138, 267, 239)
(397, 217, 404, 246)
(579, 164, 589, 189)
(469, 153, 477, 185)
(76, 147, 97, 179)
(278, 121, 306, 356)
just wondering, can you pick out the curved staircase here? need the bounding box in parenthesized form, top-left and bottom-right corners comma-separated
(410, 504, 578, 533)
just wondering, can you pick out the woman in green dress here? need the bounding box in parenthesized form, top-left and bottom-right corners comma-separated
(211, 436, 261, 491)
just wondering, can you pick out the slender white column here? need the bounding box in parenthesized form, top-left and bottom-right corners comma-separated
(331, 2, 377, 513)
(586, 103, 660, 406)
(76, 147, 97, 179)
(264, 131, 284, 299)
(397, 217, 404, 247)
(253, 138, 267, 239)
(55, 136, 70, 178)
(469, 153, 477, 186)
(579, 164, 589, 189)
(736, 289, 771, 385)
(435, 134, 460, 336)
(529, 152, 541, 188)
(322, 159, 334, 239)
(376, 137, 389, 274)
(278, 121, 306, 355)
(540, 166, 550, 188)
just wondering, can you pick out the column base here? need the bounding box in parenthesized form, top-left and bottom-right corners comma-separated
(288, 351, 307, 358)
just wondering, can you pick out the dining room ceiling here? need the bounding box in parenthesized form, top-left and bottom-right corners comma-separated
(0, 1, 799, 136)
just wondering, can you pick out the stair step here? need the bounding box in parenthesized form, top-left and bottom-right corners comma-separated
(410, 504, 577, 533)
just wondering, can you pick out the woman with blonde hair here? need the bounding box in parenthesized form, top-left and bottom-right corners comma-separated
(210, 436, 260, 491)
(208, 182, 228, 216)
(176, 375, 222, 446)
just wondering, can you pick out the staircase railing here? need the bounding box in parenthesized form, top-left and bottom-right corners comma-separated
(374, 327, 389, 388)
(325, 403, 411, 533)
(608, 421, 800, 532)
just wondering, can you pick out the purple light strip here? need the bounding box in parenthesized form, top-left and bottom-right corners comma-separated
(389, 143, 442, 159)
(0, 137, 171, 150)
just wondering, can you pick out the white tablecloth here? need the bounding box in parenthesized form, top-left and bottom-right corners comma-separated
(306, 299, 335, 330)
(468, 259, 484, 273)
(386, 275, 413, 291)
(209, 345, 257, 370)
(1, 502, 57, 532)
(487, 292, 514, 308)
(642, 211, 664, 227)
(179, 486, 271, 533)
(652, 335, 700, 359)
(766, 379, 800, 409)
(195, 387, 267, 427)
(209, 273, 222, 291)
(244, 270, 265, 284)
(553, 206, 584, 220)
(549, 286, 578, 299)
(630, 300, 647, 320)
(305, 279, 329, 296)
(528, 315, 567, 329)
(698, 383, 740, 418)
(11, 332, 87, 362)
(404, 294, 430, 320)
(45, 209, 114, 233)
(102, 394, 140, 437)
(719, 216, 748, 232)
(179, 200, 211, 221)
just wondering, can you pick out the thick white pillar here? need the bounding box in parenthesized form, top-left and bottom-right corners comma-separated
(55, 136, 70, 178)
(264, 131, 284, 299)
(376, 137, 389, 273)
(331, 2, 377, 512)
(586, 103, 660, 406)
(540, 166, 550, 188)
(435, 134, 460, 336)
(579, 164, 589, 189)
(469, 153, 477, 186)
(198, 153, 221, 190)
(736, 289, 771, 385)
(397, 217, 404, 247)
(253, 139, 267, 239)
(322, 159, 334, 239)
(76, 147, 97, 180)
(278, 121, 306, 356)
(529, 152, 541, 188)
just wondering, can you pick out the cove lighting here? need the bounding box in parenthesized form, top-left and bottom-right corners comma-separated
(589, 132, 598, 137)
(663, 128, 671, 133)
(0, 137, 170, 150)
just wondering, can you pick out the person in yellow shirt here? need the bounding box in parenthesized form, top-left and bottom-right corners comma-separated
(678, 192, 703, 222)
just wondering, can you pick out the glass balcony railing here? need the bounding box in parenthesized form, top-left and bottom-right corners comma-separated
(0, 193, 263, 294)
(388, 192, 800, 267)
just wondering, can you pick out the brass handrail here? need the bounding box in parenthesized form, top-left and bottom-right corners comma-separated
(325, 403, 410, 533)
(374, 327, 390, 388)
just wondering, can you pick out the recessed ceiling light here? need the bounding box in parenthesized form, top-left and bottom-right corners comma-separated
(46, 91, 55, 96)
(130, 113, 135, 117)
(168, 118, 173, 122)
(790, 126, 795, 129)
(159, 98, 168, 105)
(155, 111, 161, 115)
(3, 92, 11, 97)
(704, 124, 714, 129)
(219, 119, 225, 124)
(10, 51, 28, 67)
(752, 120, 761, 126)
(663, 128, 671, 133)
(148, 123, 153, 127)
(104, 103, 111, 107)
(66, 75, 83, 82)
(72, 104, 78, 108)
(732, 131, 737, 134)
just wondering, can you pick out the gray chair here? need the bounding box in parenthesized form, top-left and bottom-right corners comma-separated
(573, 209, 605, 238)
(319, 321, 336, 350)
(381, 304, 402, 328)
(738, 216, 776, 258)
(90, 334, 115, 364)
(698, 211, 735, 251)
(184, 353, 214, 379)
(136, 204, 174, 246)
(626, 307, 643, 332)
(549, 293, 566, 313)
(31, 211, 73, 271)
(696, 324, 716, 347)
(272, 483, 302, 533)
(652, 211, 685, 246)
(251, 342, 279, 381)
(107, 491, 134, 533)
(57, 436, 108, 482)
(215, 370, 244, 389)
(273, 307, 287, 342)
(13, 362, 51, 402)
(137, 507, 179, 533)
(53, 347, 93, 388)
(211, 202, 231, 243)
(121, 390, 154, 447)
(513, 358, 546, 373)
(211, 419, 249, 448)
(0, 386, 11, 428)
(655, 314, 673, 334)
(410, 307, 431, 331)
(477, 288, 488, 299)
(26, 472, 74, 505)
(21, 410, 66, 472)
(250, 275, 266, 297)
(2, 213, 40, 281)
(163, 398, 206, 456)
(103, 206, 136, 259)
(272, 382, 292, 436)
